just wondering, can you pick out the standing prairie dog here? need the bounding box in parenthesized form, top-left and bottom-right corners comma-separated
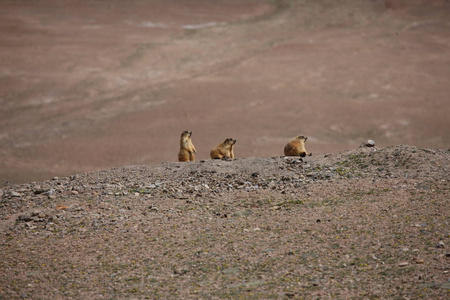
(210, 138, 236, 160)
(178, 131, 197, 162)
(284, 135, 310, 157)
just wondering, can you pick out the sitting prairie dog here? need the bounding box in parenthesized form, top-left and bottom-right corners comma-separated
(210, 138, 236, 160)
(178, 131, 197, 162)
(284, 135, 310, 157)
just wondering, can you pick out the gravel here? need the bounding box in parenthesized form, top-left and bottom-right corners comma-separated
(0, 145, 449, 299)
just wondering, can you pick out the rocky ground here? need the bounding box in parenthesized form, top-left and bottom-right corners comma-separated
(1, 0, 450, 184)
(0, 145, 449, 299)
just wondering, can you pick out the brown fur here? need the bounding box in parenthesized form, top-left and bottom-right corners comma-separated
(284, 135, 309, 157)
(210, 138, 236, 159)
(178, 131, 197, 162)
(229, 142, 235, 159)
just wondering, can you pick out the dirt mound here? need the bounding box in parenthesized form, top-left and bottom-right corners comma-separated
(1, 145, 449, 299)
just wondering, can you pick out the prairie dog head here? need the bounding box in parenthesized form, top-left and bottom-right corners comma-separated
(224, 138, 237, 147)
(295, 135, 307, 142)
(181, 130, 193, 140)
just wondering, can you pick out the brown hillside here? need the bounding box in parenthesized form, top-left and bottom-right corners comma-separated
(1, 145, 449, 299)
(1, 0, 450, 184)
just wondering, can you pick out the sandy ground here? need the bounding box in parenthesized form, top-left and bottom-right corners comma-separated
(0, 0, 449, 183)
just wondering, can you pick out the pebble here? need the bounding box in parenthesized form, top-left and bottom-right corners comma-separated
(173, 267, 188, 275)
(285, 292, 295, 298)
(10, 191, 23, 197)
(361, 140, 376, 147)
(413, 258, 425, 264)
(148, 206, 159, 212)
(18, 214, 33, 222)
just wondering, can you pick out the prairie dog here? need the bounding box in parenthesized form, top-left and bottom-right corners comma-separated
(284, 135, 309, 157)
(210, 138, 236, 160)
(178, 131, 197, 162)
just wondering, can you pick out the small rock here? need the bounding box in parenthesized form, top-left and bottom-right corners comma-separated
(33, 185, 51, 194)
(148, 206, 159, 212)
(31, 211, 42, 217)
(413, 258, 425, 264)
(234, 209, 252, 217)
(398, 262, 409, 267)
(71, 190, 79, 195)
(285, 292, 295, 298)
(173, 267, 188, 275)
(17, 214, 33, 222)
(25, 223, 37, 229)
(10, 191, 23, 197)
(361, 140, 376, 147)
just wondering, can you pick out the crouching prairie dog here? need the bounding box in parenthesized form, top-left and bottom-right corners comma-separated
(178, 131, 197, 162)
(210, 138, 236, 160)
(284, 135, 311, 157)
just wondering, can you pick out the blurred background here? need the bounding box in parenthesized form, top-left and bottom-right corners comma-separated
(1, 0, 449, 184)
